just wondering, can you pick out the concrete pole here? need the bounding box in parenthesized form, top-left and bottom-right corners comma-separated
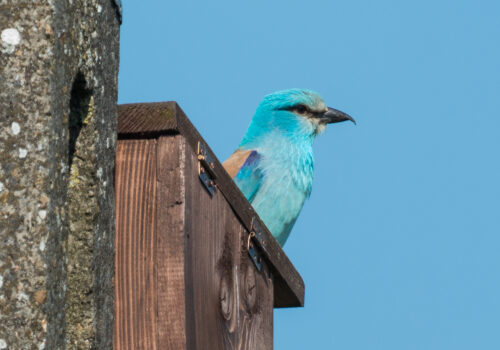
(0, 0, 120, 348)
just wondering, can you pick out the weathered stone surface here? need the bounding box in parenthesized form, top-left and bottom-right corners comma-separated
(0, 0, 119, 349)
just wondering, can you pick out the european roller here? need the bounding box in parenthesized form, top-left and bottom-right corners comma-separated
(223, 89, 355, 246)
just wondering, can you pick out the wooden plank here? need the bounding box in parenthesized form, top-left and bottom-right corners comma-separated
(182, 136, 274, 349)
(115, 121, 285, 349)
(118, 103, 177, 136)
(156, 136, 188, 350)
(115, 139, 158, 350)
(117, 102, 304, 307)
(182, 134, 225, 349)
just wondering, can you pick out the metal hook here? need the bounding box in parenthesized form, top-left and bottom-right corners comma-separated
(246, 231, 255, 251)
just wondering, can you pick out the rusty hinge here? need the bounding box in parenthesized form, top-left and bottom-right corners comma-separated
(197, 141, 217, 196)
(247, 217, 269, 271)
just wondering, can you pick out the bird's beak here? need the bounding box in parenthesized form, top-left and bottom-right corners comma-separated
(321, 107, 356, 125)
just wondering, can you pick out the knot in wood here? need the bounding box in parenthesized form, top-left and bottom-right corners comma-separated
(220, 275, 233, 320)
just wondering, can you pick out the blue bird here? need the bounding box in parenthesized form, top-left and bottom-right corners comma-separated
(223, 89, 355, 246)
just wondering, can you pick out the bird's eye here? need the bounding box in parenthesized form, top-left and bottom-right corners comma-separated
(295, 105, 307, 114)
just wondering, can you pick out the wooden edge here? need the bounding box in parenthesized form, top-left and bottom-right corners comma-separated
(117, 102, 305, 308)
(118, 102, 179, 136)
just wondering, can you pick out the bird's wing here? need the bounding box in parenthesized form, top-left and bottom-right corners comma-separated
(223, 149, 263, 202)
(222, 149, 255, 178)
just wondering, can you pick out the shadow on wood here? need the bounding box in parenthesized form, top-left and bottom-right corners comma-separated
(114, 102, 305, 350)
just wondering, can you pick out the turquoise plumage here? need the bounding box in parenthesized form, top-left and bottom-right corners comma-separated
(223, 89, 354, 246)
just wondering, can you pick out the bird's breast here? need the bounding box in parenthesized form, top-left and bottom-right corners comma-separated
(259, 140, 314, 196)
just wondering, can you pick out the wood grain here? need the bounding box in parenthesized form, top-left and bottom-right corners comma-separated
(156, 135, 188, 350)
(118, 103, 177, 136)
(183, 136, 274, 349)
(115, 135, 274, 349)
(115, 139, 158, 350)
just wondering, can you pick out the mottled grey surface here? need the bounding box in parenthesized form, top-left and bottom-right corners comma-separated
(0, 0, 119, 349)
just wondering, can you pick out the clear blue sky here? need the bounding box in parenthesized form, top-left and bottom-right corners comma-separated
(118, 1, 500, 348)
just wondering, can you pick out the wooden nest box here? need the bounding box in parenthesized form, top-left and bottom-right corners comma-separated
(115, 102, 305, 349)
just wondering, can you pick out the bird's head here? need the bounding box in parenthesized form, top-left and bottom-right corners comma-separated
(241, 89, 355, 146)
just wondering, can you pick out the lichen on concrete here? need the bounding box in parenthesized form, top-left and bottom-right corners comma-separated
(0, 0, 120, 348)
(65, 83, 98, 349)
